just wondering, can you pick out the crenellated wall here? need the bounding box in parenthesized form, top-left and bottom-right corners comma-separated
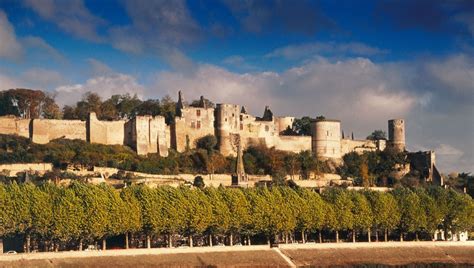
(31, 119, 86, 144)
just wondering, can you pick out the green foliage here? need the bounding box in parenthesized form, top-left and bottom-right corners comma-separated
(366, 130, 387, 140)
(338, 150, 408, 186)
(293, 116, 313, 136)
(0, 183, 472, 251)
(196, 135, 217, 154)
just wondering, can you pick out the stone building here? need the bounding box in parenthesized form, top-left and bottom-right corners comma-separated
(0, 91, 442, 184)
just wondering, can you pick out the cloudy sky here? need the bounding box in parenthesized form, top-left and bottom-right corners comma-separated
(0, 0, 473, 173)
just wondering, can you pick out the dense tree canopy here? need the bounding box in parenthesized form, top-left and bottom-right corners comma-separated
(0, 183, 472, 252)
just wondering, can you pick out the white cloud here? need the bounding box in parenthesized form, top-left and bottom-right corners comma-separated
(148, 55, 473, 173)
(23, 0, 105, 42)
(53, 61, 145, 105)
(266, 41, 389, 59)
(0, 10, 22, 60)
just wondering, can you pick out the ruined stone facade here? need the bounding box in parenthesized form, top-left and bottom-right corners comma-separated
(0, 92, 438, 180)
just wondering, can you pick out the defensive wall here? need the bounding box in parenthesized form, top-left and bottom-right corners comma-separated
(0, 116, 30, 138)
(31, 119, 86, 144)
(0, 163, 53, 176)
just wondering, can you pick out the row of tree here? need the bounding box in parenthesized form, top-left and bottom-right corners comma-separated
(1, 183, 472, 253)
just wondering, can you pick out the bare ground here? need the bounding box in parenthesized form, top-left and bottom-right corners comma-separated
(0, 241, 473, 267)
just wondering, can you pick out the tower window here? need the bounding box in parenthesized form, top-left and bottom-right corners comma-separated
(191, 121, 195, 128)
(197, 121, 201, 129)
(265, 125, 269, 132)
(196, 110, 201, 116)
(240, 115, 243, 121)
(240, 123, 243, 130)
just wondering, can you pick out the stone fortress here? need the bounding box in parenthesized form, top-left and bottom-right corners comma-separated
(0, 91, 441, 184)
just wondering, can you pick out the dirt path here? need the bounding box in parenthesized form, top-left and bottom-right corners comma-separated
(0, 241, 473, 267)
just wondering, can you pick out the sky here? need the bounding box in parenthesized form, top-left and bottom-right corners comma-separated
(0, 0, 473, 173)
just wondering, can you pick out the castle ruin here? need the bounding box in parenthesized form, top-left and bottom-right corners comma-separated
(0, 91, 441, 183)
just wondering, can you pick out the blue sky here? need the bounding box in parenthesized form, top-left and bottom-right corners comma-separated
(0, 0, 473, 172)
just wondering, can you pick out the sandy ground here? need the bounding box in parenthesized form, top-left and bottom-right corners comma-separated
(0, 241, 473, 267)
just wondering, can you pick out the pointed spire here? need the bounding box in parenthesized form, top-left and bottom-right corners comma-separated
(176, 90, 185, 116)
(241, 106, 247, 114)
(351, 132, 354, 140)
(262, 105, 273, 121)
(235, 135, 247, 184)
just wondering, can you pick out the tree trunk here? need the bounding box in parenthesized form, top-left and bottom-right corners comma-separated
(247, 235, 251, 246)
(267, 236, 271, 246)
(209, 234, 213, 247)
(146, 234, 151, 249)
(285, 232, 288, 244)
(25, 233, 31, 253)
(79, 238, 83, 251)
(54, 242, 59, 252)
(189, 235, 193, 248)
(319, 230, 322, 243)
(368, 228, 371, 242)
(384, 229, 388, 242)
(230, 233, 233, 246)
(400, 233, 403, 242)
(352, 230, 356, 243)
(302, 230, 306, 244)
(375, 230, 379, 242)
(335, 231, 339, 243)
(125, 233, 129, 249)
(168, 234, 173, 248)
(102, 239, 106, 250)
(415, 232, 419, 241)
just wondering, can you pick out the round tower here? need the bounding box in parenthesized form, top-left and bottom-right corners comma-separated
(311, 119, 341, 159)
(388, 119, 405, 152)
(215, 104, 240, 156)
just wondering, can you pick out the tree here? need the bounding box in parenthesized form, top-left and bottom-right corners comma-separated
(193, 176, 205, 189)
(392, 188, 426, 241)
(50, 186, 84, 251)
(0, 89, 60, 119)
(196, 135, 217, 154)
(293, 116, 313, 136)
(366, 130, 387, 140)
(350, 191, 373, 242)
(322, 188, 354, 242)
(178, 187, 212, 247)
(299, 189, 325, 243)
(120, 186, 142, 249)
(221, 188, 252, 245)
(205, 187, 231, 246)
(134, 186, 166, 248)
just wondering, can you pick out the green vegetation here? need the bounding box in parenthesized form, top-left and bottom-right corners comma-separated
(0, 134, 331, 180)
(0, 183, 472, 252)
(337, 151, 409, 187)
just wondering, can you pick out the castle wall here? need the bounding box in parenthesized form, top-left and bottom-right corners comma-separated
(173, 106, 215, 152)
(273, 135, 312, 152)
(0, 116, 30, 138)
(341, 139, 386, 156)
(87, 113, 125, 145)
(31, 119, 86, 144)
(132, 115, 169, 156)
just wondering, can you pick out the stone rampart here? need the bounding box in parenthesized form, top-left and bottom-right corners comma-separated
(0, 163, 53, 176)
(273, 135, 311, 152)
(87, 113, 125, 145)
(0, 116, 30, 138)
(31, 119, 86, 144)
